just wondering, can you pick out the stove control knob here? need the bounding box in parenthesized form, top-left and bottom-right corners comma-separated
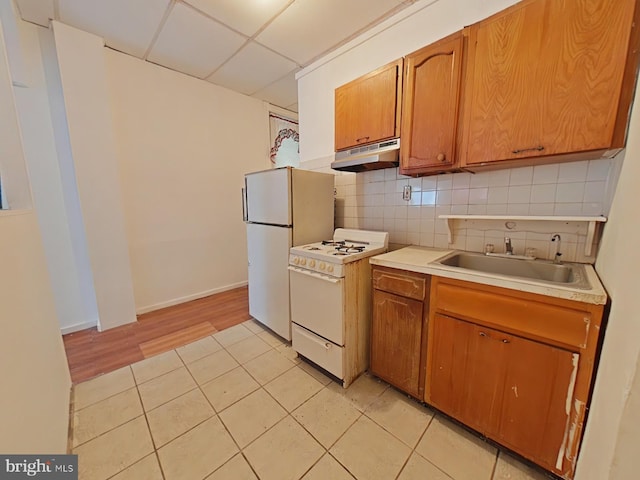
(300, 258, 307, 266)
(319, 262, 326, 271)
(327, 265, 334, 273)
(309, 260, 316, 268)
(293, 257, 299, 265)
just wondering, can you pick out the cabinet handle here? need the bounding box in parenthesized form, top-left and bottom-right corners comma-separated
(512, 146, 544, 154)
(356, 136, 370, 143)
(502, 339, 510, 344)
(437, 153, 446, 162)
(479, 331, 487, 337)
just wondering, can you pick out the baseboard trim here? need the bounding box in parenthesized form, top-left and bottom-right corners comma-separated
(136, 281, 248, 315)
(61, 320, 98, 335)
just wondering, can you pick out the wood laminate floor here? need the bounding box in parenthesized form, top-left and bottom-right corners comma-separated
(63, 286, 250, 384)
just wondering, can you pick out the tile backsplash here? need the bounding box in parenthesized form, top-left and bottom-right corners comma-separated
(333, 157, 622, 263)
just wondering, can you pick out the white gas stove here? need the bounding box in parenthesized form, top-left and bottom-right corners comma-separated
(289, 229, 389, 387)
(289, 228, 389, 278)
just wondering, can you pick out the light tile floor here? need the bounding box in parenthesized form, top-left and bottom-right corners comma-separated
(71, 320, 552, 480)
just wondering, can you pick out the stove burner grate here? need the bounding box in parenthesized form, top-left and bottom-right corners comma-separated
(322, 240, 346, 247)
(335, 245, 366, 254)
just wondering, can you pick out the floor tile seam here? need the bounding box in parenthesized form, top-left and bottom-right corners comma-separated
(235, 350, 298, 386)
(216, 386, 289, 449)
(73, 413, 153, 454)
(140, 382, 201, 413)
(225, 339, 277, 365)
(257, 366, 325, 414)
(359, 408, 432, 450)
(208, 452, 261, 480)
(489, 447, 500, 480)
(174, 335, 225, 364)
(201, 367, 261, 413)
(390, 439, 417, 480)
(72, 404, 146, 449)
(73, 382, 141, 414)
(151, 410, 219, 450)
(324, 451, 359, 480)
(74, 376, 137, 411)
(296, 448, 337, 480)
(409, 418, 476, 480)
(237, 412, 330, 472)
(304, 403, 364, 451)
(132, 361, 186, 387)
(102, 453, 165, 480)
(213, 327, 256, 348)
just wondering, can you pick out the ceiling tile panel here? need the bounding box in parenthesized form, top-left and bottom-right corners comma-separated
(256, 0, 401, 64)
(15, 0, 55, 27)
(252, 71, 298, 110)
(207, 42, 297, 95)
(148, 2, 247, 79)
(57, 0, 171, 58)
(184, 0, 293, 37)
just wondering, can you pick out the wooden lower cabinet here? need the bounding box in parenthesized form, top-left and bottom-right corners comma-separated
(371, 290, 424, 398)
(427, 277, 604, 479)
(370, 266, 428, 398)
(429, 313, 577, 472)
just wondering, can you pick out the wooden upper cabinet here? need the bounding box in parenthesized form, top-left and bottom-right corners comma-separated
(461, 0, 640, 167)
(335, 59, 402, 151)
(400, 31, 465, 176)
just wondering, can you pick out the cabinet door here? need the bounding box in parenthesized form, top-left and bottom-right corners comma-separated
(400, 32, 463, 175)
(496, 332, 578, 472)
(335, 60, 402, 151)
(428, 314, 506, 434)
(461, 0, 637, 165)
(371, 289, 423, 398)
(428, 314, 577, 473)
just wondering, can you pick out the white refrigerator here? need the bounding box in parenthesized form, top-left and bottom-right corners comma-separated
(242, 167, 334, 340)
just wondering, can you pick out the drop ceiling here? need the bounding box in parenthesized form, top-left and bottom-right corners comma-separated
(15, 0, 417, 112)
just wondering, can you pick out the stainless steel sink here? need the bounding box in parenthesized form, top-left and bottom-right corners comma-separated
(434, 252, 591, 289)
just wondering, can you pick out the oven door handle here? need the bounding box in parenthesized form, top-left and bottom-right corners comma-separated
(288, 266, 342, 284)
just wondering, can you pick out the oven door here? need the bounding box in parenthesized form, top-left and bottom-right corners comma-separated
(289, 266, 344, 345)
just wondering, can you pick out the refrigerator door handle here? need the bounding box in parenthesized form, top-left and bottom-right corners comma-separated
(241, 185, 248, 222)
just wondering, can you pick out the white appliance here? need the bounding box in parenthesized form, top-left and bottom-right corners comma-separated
(289, 228, 389, 386)
(242, 167, 334, 340)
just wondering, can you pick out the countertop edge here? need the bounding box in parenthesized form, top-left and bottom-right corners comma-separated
(369, 247, 608, 306)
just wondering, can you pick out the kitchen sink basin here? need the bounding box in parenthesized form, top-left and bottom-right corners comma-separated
(434, 252, 591, 289)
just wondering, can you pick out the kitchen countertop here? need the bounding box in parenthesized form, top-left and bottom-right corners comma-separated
(370, 246, 608, 305)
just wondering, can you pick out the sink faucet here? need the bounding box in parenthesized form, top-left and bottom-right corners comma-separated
(505, 237, 513, 255)
(552, 234, 562, 264)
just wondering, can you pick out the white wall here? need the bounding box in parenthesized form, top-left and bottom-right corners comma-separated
(0, 14, 30, 210)
(7, 13, 100, 334)
(0, 211, 71, 453)
(52, 21, 137, 331)
(105, 49, 270, 313)
(575, 84, 640, 479)
(0, 7, 70, 452)
(296, 0, 640, 477)
(0, 211, 71, 452)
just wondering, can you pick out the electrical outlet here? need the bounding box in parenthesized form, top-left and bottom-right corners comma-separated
(403, 185, 412, 201)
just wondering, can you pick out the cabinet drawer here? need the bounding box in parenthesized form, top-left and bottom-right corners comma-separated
(432, 278, 593, 350)
(292, 324, 343, 379)
(373, 268, 428, 300)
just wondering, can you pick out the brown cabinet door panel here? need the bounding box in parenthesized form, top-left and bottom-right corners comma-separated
(335, 60, 402, 151)
(428, 313, 576, 471)
(462, 0, 636, 165)
(371, 290, 423, 397)
(496, 333, 577, 471)
(401, 33, 463, 174)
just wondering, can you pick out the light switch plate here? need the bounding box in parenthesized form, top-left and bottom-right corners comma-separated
(403, 185, 412, 201)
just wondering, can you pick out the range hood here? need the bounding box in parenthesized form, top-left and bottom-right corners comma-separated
(331, 138, 400, 172)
